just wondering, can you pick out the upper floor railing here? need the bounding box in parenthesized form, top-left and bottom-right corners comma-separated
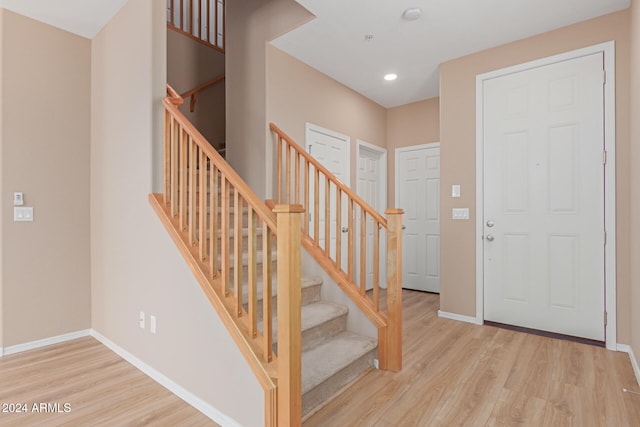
(167, 0, 225, 52)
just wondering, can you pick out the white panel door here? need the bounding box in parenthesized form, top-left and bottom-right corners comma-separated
(397, 145, 440, 293)
(483, 53, 605, 340)
(357, 144, 387, 290)
(306, 124, 350, 272)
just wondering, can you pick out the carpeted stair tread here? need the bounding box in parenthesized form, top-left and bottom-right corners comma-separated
(301, 331, 377, 394)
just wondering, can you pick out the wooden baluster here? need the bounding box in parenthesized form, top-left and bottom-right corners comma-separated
(213, 0, 217, 45)
(221, 177, 229, 295)
(295, 152, 300, 204)
(199, 149, 206, 260)
(180, 0, 184, 30)
(380, 208, 403, 372)
(262, 226, 273, 362)
(304, 159, 310, 234)
(194, 0, 202, 39)
(210, 165, 219, 277)
(234, 191, 243, 316)
(360, 208, 366, 295)
(179, 130, 188, 231)
(171, 118, 179, 216)
(336, 188, 342, 268)
(314, 168, 320, 245)
(274, 204, 304, 426)
(277, 137, 282, 203)
(188, 0, 193, 35)
(286, 144, 291, 203)
(324, 177, 330, 257)
(348, 198, 354, 280)
(189, 138, 197, 245)
(248, 208, 257, 337)
(373, 221, 380, 311)
(164, 109, 170, 205)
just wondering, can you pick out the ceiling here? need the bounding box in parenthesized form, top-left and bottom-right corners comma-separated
(272, 0, 630, 107)
(1, 0, 630, 107)
(0, 0, 128, 39)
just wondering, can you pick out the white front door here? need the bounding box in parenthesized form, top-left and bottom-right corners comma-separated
(357, 142, 387, 290)
(397, 144, 441, 293)
(306, 124, 350, 271)
(482, 52, 605, 341)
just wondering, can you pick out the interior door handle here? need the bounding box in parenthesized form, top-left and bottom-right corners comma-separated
(342, 227, 348, 233)
(402, 225, 406, 230)
(486, 220, 495, 228)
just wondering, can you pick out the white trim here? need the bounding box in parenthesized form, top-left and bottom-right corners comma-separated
(475, 41, 617, 348)
(0, 329, 91, 357)
(438, 310, 483, 325)
(355, 139, 387, 212)
(394, 142, 440, 206)
(90, 330, 242, 427)
(616, 344, 640, 387)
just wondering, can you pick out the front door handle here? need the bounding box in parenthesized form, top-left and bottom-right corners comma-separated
(486, 234, 495, 242)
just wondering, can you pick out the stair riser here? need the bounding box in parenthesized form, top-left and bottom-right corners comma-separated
(302, 349, 376, 417)
(301, 315, 347, 352)
(246, 282, 322, 319)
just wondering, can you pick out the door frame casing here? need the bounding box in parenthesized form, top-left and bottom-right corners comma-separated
(475, 41, 617, 350)
(356, 139, 387, 213)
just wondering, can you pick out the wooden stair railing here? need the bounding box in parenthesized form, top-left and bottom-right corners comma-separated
(270, 123, 404, 372)
(167, 0, 225, 53)
(180, 74, 225, 112)
(150, 85, 303, 426)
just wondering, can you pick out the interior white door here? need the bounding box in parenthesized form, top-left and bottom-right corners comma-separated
(483, 52, 605, 341)
(397, 145, 441, 293)
(357, 144, 387, 290)
(306, 124, 350, 272)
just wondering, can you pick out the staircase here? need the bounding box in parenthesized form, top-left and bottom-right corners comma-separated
(228, 202, 377, 417)
(153, 86, 403, 425)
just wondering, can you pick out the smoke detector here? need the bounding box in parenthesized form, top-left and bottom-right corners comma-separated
(403, 7, 423, 21)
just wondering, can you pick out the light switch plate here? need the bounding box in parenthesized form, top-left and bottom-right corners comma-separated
(13, 192, 24, 206)
(14, 207, 33, 222)
(451, 185, 461, 198)
(452, 208, 469, 220)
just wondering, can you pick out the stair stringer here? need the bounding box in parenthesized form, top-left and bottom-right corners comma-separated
(301, 248, 377, 342)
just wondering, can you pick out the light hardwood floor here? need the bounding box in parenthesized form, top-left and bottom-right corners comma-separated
(0, 337, 218, 426)
(304, 290, 640, 426)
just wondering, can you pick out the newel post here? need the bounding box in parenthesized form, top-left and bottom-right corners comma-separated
(274, 204, 304, 425)
(383, 208, 404, 372)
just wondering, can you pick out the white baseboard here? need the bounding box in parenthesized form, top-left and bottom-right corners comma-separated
(617, 344, 640, 387)
(0, 329, 91, 357)
(90, 330, 242, 427)
(438, 310, 483, 325)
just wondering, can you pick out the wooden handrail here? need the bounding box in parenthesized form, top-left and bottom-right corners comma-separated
(180, 74, 225, 112)
(167, 0, 224, 53)
(270, 122, 403, 372)
(153, 86, 304, 425)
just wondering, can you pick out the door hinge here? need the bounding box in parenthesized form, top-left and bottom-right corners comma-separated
(602, 70, 606, 85)
(308, 144, 312, 154)
(604, 229, 607, 246)
(603, 150, 607, 165)
(604, 311, 608, 327)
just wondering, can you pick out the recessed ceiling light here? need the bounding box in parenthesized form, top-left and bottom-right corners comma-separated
(384, 73, 398, 81)
(403, 7, 423, 21)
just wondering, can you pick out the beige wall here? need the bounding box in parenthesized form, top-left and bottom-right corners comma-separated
(439, 10, 632, 343)
(266, 44, 387, 197)
(226, 0, 313, 198)
(386, 98, 440, 207)
(90, 1, 262, 425)
(630, 0, 640, 364)
(167, 29, 226, 149)
(1, 10, 91, 347)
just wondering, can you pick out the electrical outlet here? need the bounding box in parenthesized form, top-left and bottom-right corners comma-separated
(150, 315, 157, 334)
(139, 311, 145, 329)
